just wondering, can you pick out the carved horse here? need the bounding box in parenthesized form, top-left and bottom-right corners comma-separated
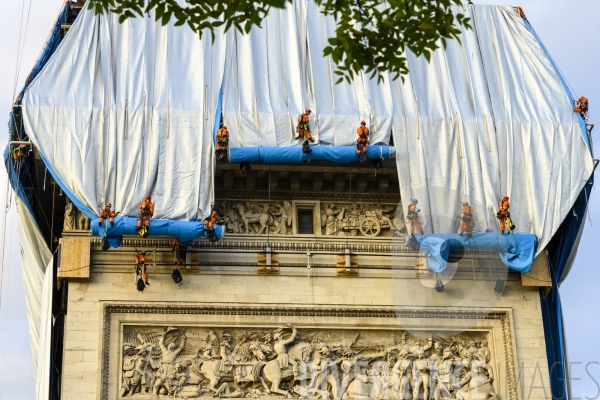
(191, 341, 270, 393)
(234, 203, 273, 234)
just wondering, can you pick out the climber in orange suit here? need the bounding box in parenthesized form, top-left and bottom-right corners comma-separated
(172, 238, 186, 265)
(407, 199, 424, 236)
(216, 125, 229, 151)
(295, 109, 314, 142)
(459, 201, 474, 238)
(204, 210, 219, 231)
(98, 203, 119, 226)
(136, 195, 154, 232)
(574, 96, 589, 117)
(356, 120, 369, 156)
(497, 196, 510, 234)
(135, 251, 151, 285)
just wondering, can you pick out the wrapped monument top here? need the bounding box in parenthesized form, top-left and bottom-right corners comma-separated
(22, 7, 227, 220)
(21, 2, 593, 256)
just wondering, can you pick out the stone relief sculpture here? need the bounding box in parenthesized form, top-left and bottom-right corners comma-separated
(76, 208, 91, 231)
(63, 198, 75, 230)
(63, 198, 91, 231)
(217, 200, 397, 237)
(119, 325, 497, 400)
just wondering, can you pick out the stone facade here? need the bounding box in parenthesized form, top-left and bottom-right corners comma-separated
(59, 182, 551, 400)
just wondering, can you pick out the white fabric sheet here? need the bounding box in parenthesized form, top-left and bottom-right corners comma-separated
(22, 8, 226, 220)
(35, 258, 53, 400)
(391, 5, 593, 256)
(15, 198, 52, 381)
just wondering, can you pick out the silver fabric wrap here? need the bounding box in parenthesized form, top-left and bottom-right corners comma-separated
(391, 5, 593, 255)
(22, 9, 226, 220)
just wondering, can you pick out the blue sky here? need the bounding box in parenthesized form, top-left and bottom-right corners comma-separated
(0, 0, 598, 399)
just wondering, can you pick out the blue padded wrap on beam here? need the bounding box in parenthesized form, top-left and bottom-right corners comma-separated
(229, 145, 393, 163)
(91, 217, 223, 246)
(406, 232, 536, 273)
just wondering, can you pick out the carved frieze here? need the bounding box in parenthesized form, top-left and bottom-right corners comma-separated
(118, 325, 496, 400)
(63, 197, 90, 232)
(216, 200, 404, 238)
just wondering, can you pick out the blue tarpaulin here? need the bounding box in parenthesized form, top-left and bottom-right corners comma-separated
(91, 216, 223, 247)
(229, 145, 393, 163)
(406, 232, 537, 273)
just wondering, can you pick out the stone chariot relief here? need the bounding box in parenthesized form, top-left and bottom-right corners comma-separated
(119, 325, 497, 400)
(217, 200, 404, 237)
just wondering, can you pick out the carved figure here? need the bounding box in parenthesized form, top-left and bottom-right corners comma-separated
(234, 203, 273, 235)
(153, 329, 187, 397)
(271, 202, 292, 235)
(221, 201, 242, 233)
(322, 203, 345, 236)
(456, 353, 496, 400)
(76, 209, 90, 231)
(63, 198, 75, 231)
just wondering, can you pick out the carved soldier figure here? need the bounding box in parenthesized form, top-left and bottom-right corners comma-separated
(412, 346, 431, 400)
(63, 198, 75, 231)
(434, 347, 461, 400)
(392, 351, 412, 400)
(219, 330, 235, 374)
(477, 340, 491, 363)
(153, 331, 187, 397)
(273, 325, 300, 380)
(120, 344, 138, 397)
(456, 353, 496, 400)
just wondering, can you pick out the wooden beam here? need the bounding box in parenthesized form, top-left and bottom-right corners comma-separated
(521, 251, 552, 287)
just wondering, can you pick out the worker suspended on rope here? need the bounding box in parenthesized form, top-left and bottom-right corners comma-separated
(135, 251, 151, 289)
(295, 109, 314, 143)
(172, 238, 186, 265)
(136, 195, 154, 238)
(98, 203, 119, 226)
(11, 143, 28, 160)
(459, 201, 474, 238)
(356, 120, 370, 162)
(204, 210, 224, 242)
(407, 199, 424, 236)
(496, 196, 515, 234)
(574, 96, 589, 119)
(215, 124, 229, 161)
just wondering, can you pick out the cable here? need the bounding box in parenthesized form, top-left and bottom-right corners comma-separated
(11, 0, 26, 102)
(12, 0, 33, 102)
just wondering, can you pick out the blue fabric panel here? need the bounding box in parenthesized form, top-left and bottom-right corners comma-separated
(522, 18, 591, 151)
(4, 144, 36, 217)
(407, 233, 536, 273)
(90, 216, 223, 245)
(541, 176, 593, 400)
(229, 145, 392, 163)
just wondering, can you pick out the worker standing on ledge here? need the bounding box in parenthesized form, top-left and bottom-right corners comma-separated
(459, 201, 474, 238)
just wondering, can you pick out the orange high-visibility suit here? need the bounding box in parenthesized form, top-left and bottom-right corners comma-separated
(296, 110, 313, 141)
(356, 124, 369, 155)
(135, 253, 151, 284)
(204, 210, 218, 231)
(216, 126, 229, 151)
(497, 196, 510, 234)
(137, 196, 154, 230)
(459, 203, 474, 237)
(574, 96, 589, 115)
(407, 202, 423, 235)
(11, 144, 27, 160)
(98, 205, 118, 226)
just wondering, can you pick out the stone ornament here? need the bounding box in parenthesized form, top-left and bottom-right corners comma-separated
(119, 325, 496, 400)
(63, 198, 90, 231)
(218, 200, 398, 237)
